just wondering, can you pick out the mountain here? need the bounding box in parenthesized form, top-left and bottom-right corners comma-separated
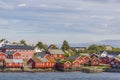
(69, 40, 120, 48)
(97, 40, 120, 47)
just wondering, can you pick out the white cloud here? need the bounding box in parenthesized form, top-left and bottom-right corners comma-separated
(18, 3, 27, 7)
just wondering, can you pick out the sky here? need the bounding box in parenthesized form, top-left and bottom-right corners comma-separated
(0, 0, 120, 45)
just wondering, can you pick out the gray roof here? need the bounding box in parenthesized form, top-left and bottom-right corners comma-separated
(5, 59, 23, 63)
(36, 51, 46, 58)
(6, 51, 16, 55)
(67, 55, 79, 61)
(40, 58, 49, 62)
(0, 45, 34, 50)
(100, 51, 120, 57)
(48, 49, 64, 54)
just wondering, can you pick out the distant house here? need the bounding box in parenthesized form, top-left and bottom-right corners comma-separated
(46, 49, 64, 59)
(100, 51, 120, 58)
(99, 51, 108, 57)
(34, 46, 45, 53)
(103, 45, 113, 51)
(0, 45, 34, 60)
(71, 47, 86, 51)
(6, 51, 21, 59)
(4, 59, 24, 68)
(0, 52, 6, 61)
(0, 40, 11, 47)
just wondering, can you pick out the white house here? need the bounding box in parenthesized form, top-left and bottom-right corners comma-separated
(0, 40, 11, 47)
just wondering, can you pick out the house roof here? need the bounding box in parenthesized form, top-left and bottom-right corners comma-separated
(5, 59, 23, 63)
(6, 51, 16, 55)
(100, 51, 120, 56)
(40, 58, 49, 62)
(36, 51, 46, 58)
(67, 55, 79, 61)
(48, 49, 64, 54)
(108, 52, 120, 56)
(31, 58, 41, 63)
(0, 45, 34, 50)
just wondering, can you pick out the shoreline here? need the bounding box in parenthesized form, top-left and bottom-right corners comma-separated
(0, 69, 119, 73)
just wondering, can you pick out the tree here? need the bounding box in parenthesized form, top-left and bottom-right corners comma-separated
(0, 38, 6, 42)
(36, 42, 44, 49)
(36, 42, 48, 50)
(61, 40, 70, 50)
(88, 44, 106, 53)
(20, 40, 27, 45)
(12, 42, 18, 44)
(44, 44, 48, 50)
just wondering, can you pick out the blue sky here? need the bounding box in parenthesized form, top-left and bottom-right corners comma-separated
(0, 0, 120, 45)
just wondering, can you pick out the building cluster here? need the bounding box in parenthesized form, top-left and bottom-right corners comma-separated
(0, 40, 119, 71)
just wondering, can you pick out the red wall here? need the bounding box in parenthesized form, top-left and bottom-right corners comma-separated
(0, 53, 6, 60)
(5, 49, 34, 60)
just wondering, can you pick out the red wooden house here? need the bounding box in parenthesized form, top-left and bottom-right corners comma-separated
(100, 57, 109, 64)
(4, 59, 23, 68)
(27, 58, 56, 68)
(109, 58, 120, 68)
(72, 60, 80, 67)
(6, 51, 21, 59)
(76, 56, 85, 65)
(91, 58, 100, 66)
(0, 52, 6, 61)
(0, 45, 34, 60)
(46, 49, 64, 59)
(56, 61, 72, 70)
(83, 56, 90, 63)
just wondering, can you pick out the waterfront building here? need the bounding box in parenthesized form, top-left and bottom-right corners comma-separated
(27, 58, 56, 68)
(0, 44, 34, 60)
(91, 58, 100, 66)
(6, 51, 21, 59)
(46, 49, 64, 59)
(56, 61, 72, 70)
(109, 58, 120, 68)
(4, 59, 24, 68)
(0, 52, 6, 61)
(72, 60, 80, 67)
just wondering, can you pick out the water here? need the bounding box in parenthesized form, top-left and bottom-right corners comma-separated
(0, 72, 120, 80)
